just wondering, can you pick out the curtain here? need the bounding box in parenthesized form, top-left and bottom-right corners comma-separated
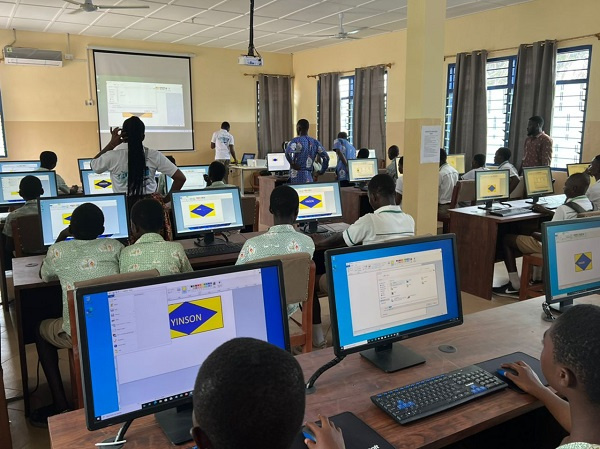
(508, 40, 557, 166)
(449, 51, 488, 161)
(257, 74, 293, 158)
(353, 65, 386, 160)
(317, 72, 340, 148)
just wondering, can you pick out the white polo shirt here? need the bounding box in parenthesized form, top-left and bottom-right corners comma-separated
(553, 195, 593, 221)
(211, 129, 235, 160)
(439, 163, 459, 205)
(498, 161, 519, 178)
(586, 179, 600, 210)
(461, 167, 488, 180)
(343, 205, 415, 246)
(395, 174, 404, 195)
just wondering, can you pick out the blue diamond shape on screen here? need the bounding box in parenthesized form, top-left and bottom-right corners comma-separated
(488, 185, 496, 192)
(170, 302, 217, 335)
(96, 180, 112, 189)
(191, 204, 214, 217)
(300, 196, 322, 208)
(576, 253, 592, 271)
(64, 215, 71, 222)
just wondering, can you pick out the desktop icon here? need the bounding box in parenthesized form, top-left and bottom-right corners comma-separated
(575, 252, 593, 272)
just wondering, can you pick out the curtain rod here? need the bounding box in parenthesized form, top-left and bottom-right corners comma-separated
(306, 62, 393, 79)
(243, 73, 294, 78)
(443, 32, 600, 60)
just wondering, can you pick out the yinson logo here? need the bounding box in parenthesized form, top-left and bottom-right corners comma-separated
(168, 296, 223, 339)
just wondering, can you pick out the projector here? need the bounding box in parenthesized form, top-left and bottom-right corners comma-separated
(238, 55, 263, 66)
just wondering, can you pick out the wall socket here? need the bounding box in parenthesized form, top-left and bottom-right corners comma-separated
(85, 99, 94, 106)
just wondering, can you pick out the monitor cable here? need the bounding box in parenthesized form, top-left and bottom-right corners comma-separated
(305, 355, 345, 395)
(95, 420, 132, 448)
(542, 302, 556, 322)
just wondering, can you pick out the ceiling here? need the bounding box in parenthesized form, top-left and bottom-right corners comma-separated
(0, 0, 531, 54)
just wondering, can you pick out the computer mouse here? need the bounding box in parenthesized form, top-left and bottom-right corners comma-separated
(496, 367, 518, 378)
(302, 425, 316, 443)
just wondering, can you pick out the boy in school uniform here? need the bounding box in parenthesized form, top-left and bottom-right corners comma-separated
(585, 155, 600, 210)
(36, 151, 78, 195)
(494, 147, 521, 193)
(461, 153, 488, 180)
(438, 148, 459, 219)
(395, 156, 404, 206)
(32, 203, 123, 426)
(120, 198, 192, 275)
(204, 161, 236, 189)
(386, 145, 400, 182)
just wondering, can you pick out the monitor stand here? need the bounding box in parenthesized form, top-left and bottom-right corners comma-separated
(301, 221, 328, 234)
(155, 404, 193, 445)
(549, 298, 574, 313)
(526, 195, 541, 204)
(360, 342, 425, 373)
(354, 181, 368, 191)
(195, 232, 226, 247)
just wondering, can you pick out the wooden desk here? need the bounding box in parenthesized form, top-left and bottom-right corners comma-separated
(340, 187, 373, 224)
(229, 165, 264, 194)
(258, 175, 289, 228)
(49, 295, 599, 449)
(179, 233, 250, 269)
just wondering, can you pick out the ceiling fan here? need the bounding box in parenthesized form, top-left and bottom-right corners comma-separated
(311, 13, 363, 39)
(63, 0, 150, 14)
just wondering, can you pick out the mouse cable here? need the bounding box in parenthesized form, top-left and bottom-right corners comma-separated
(305, 355, 345, 394)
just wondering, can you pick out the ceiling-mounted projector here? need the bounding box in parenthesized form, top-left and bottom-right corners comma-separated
(238, 55, 263, 66)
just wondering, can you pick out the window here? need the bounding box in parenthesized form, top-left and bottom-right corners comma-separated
(443, 65, 455, 152)
(339, 76, 354, 144)
(485, 57, 516, 162)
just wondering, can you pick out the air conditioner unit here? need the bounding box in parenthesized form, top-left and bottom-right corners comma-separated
(3, 46, 63, 67)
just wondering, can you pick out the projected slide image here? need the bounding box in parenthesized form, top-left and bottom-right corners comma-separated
(181, 196, 225, 229)
(556, 231, 600, 290)
(168, 296, 224, 339)
(478, 173, 507, 199)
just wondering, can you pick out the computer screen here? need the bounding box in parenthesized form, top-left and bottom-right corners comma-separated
(475, 169, 510, 203)
(267, 153, 290, 172)
(0, 171, 58, 206)
(241, 153, 255, 165)
(348, 159, 378, 182)
(171, 187, 244, 239)
(38, 194, 129, 246)
(368, 149, 376, 159)
(81, 169, 114, 195)
(567, 162, 591, 177)
(326, 151, 338, 168)
(289, 182, 343, 223)
(0, 161, 41, 173)
(542, 217, 600, 311)
(166, 165, 209, 191)
(78, 158, 93, 170)
(326, 234, 462, 372)
(447, 154, 466, 174)
(523, 166, 554, 198)
(76, 262, 288, 433)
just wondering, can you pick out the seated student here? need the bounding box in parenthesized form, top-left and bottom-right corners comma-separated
(332, 132, 356, 187)
(585, 155, 600, 210)
(438, 148, 460, 218)
(33, 203, 123, 426)
(191, 337, 345, 449)
(386, 145, 400, 182)
(394, 156, 404, 206)
(500, 304, 600, 448)
(157, 155, 176, 196)
(356, 148, 370, 159)
(493, 173, 593, 297)
(120, 198, 193, 275)
(204, 161, 235, 189)
(36, 151, 78, 195)
(461, 153, 488, 180)
(494, 147, 520, 193)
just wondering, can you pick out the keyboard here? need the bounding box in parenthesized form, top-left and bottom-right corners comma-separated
(488, 206, 532, 217)
(184, 243, 243, 258)
(371, 365, 507, 424)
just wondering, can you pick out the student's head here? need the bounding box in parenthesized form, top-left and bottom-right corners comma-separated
(494, 147, 511, 165)
(221, 121, 230, 131)
(589, 155, 600, 179)
(208, 161, 227, 183)
(527, 116, 544, 136)
(296, 119, 310, 135)
(69, 203, 104, 240)
(367, 174, 396, 209)
(397, 156, 404, 175)
(563, 172, 590, 198)
(357, 148, 370, 159)
(387, 145, 399, 161)
(337, 131, 348, 140)
(18, 176, 44, 201)
(130, 198, 164, 239)
(269, 185, 299, 225)
(472, 154, 486, 169)
(191, 338, 305, 449)
(122, 116, 146, 197)
(166, 156, 176, 165)
(39, 151, 58, 170)
(439, 148, 448, 166)
(542, 304, 600, 406)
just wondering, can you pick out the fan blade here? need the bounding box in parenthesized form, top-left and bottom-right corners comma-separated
(96, 5, 150, 9)
(346, 29, 360, 35)
(68, 8, 85, 14)
(63, 0, 84, 5)
(307, 34, 337, 38)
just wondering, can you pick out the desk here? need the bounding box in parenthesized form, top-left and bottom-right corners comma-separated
(258, 175, 289, 228)
(228, 165, 264, 194)
(179, 233, 249, 269)
(340, 187, 373, 224)
(49, 295, 600, 448)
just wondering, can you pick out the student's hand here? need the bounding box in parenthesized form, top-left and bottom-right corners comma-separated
(108, 127, 124, 149)
(305, 415, 346, 449)
(501, 361, 546, 396)
(532, 204, 551, 215)
(69, 185, 79, 195)
(55, 227, 72, 243)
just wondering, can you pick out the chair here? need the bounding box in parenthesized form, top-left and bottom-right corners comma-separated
(509, 176, 525, 199)
(254, 253, 315, 353)
(577, 210, 600, 218)
(456, 180, 476, 206)
(519, 253, 544, 301)
(241, 196, 257, 232)
(67, 269, 160, 409)
(12, 214, 45, 257)
(438, 181, 465, 234)
(252, 171, 261, 194)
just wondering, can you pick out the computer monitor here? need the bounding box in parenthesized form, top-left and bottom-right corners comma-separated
(326, 151, 338, 169)
(288, 182, 343, 233)
(78, 158, 93, 170)
(0, 171, 58, 207)
(523, 166, 554, 203)
(171, 187, 244, 245)
(166, 165, 209, 191)
(447, 154, 466, 174)
(81, 169, 114, 195)
(76, 261, 288, 445)
(566, 162, 591, 177)
(267, 153, 290, 173)
(348, 158, 378, 184)
(542, 216, 600, 313)
(368, 149, 376, 159)
(475, 169, 510, 210)
(326, 234, 462, 373)
(38, 194, 129, 246)
(0, 160, 41, 173)
(241, 153, 256, 165)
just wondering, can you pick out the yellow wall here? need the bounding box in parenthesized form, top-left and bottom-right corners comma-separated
(0, 30, 292, 185)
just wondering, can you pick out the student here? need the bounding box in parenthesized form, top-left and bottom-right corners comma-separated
(386, 145, 400, 182)
(461, 153, 488, 180)
(285, 119, 329, 184)
(211, 121, 238, 181)
(37, 151, 78, 195)
(332, 132, 356, 187)
(500, 304, 600, 448)
(356, 148, 370, 159)
(190, 337, 345, 449)
(494, 147, 520, 193)
(438, 148, 459, 218)
(585, 155, 600, 210)
(395, 156, 404, 206)
(494, 173, 593, 297)
(120, 198, 193, 275)
(156, 155, 176, 196)
(32, 203, 123, 426)
(204, 161, 235, 189)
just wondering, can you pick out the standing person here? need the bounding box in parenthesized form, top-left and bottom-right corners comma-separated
(332, 132, 356, 187)
(438, 148, 459, 219)
(521, 115, 553, 169)
(386, 145, 400, 182)
(395, 156, 404, 206)
(585, 155, 600, 210)
(285, 119, 329, 184)
(37, 151, 78, 195)
(211, 121, 238, 182)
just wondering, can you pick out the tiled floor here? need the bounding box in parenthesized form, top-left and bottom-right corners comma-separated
(1, 261, 519, 449)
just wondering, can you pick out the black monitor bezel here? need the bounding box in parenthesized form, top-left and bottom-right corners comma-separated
(76, 260, 289, 431)
(347, 158, 378, 182)
(0, 170, 58, 207)
(325, 234, 463, 358)
(288, 181, 344, 223)
(474, 168, 510, 203)
(523, 165, 554, 198)
(566, 162, 591, 177)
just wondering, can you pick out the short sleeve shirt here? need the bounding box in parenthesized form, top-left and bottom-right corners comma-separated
(36, 167, 70, 194)
(461, 167, 488, 180)
(522, 132, 553, 168)
(332, 138, 356, 182)
(343, 205, 415, 246)
(552, 196, 593, 221)
(498, 161, 519, 178)
(119, 233, 193, 276)
(439, 164, 459, 204)
(285, 136, 329, 184)
(386, 158, 398, 182)
(395, 175, 404, 195)
(211, 129, 235, 160)
(3, 200, 39, 238)
(586, 179, 600, 211)
(557, 444, 600, 449)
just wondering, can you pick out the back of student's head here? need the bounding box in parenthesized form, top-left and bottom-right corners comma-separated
(337, 131, 348, 140)
(368, 173, 395, 198)
(565, 172, 590, 196)
(439, 148, 448, 164)
(40, 151, 58, 169)
(19, 175, 43, 200)
(221, 121, 230, 131)
(131, 198, 164, 234)
(193, 338, 305, 449)
(549, 304, 600, 404)
(357, 148, 370, 159)
(70, 203, 104, 240)
(208, 161, 226, 182)
(473, 153, 486, 168)
(497, 147, 511, 162)
(388, 145, 400, 159)
(270, 185, 298, 218)
(297, 119, 310, 133)
(122, 116, 146, 197)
